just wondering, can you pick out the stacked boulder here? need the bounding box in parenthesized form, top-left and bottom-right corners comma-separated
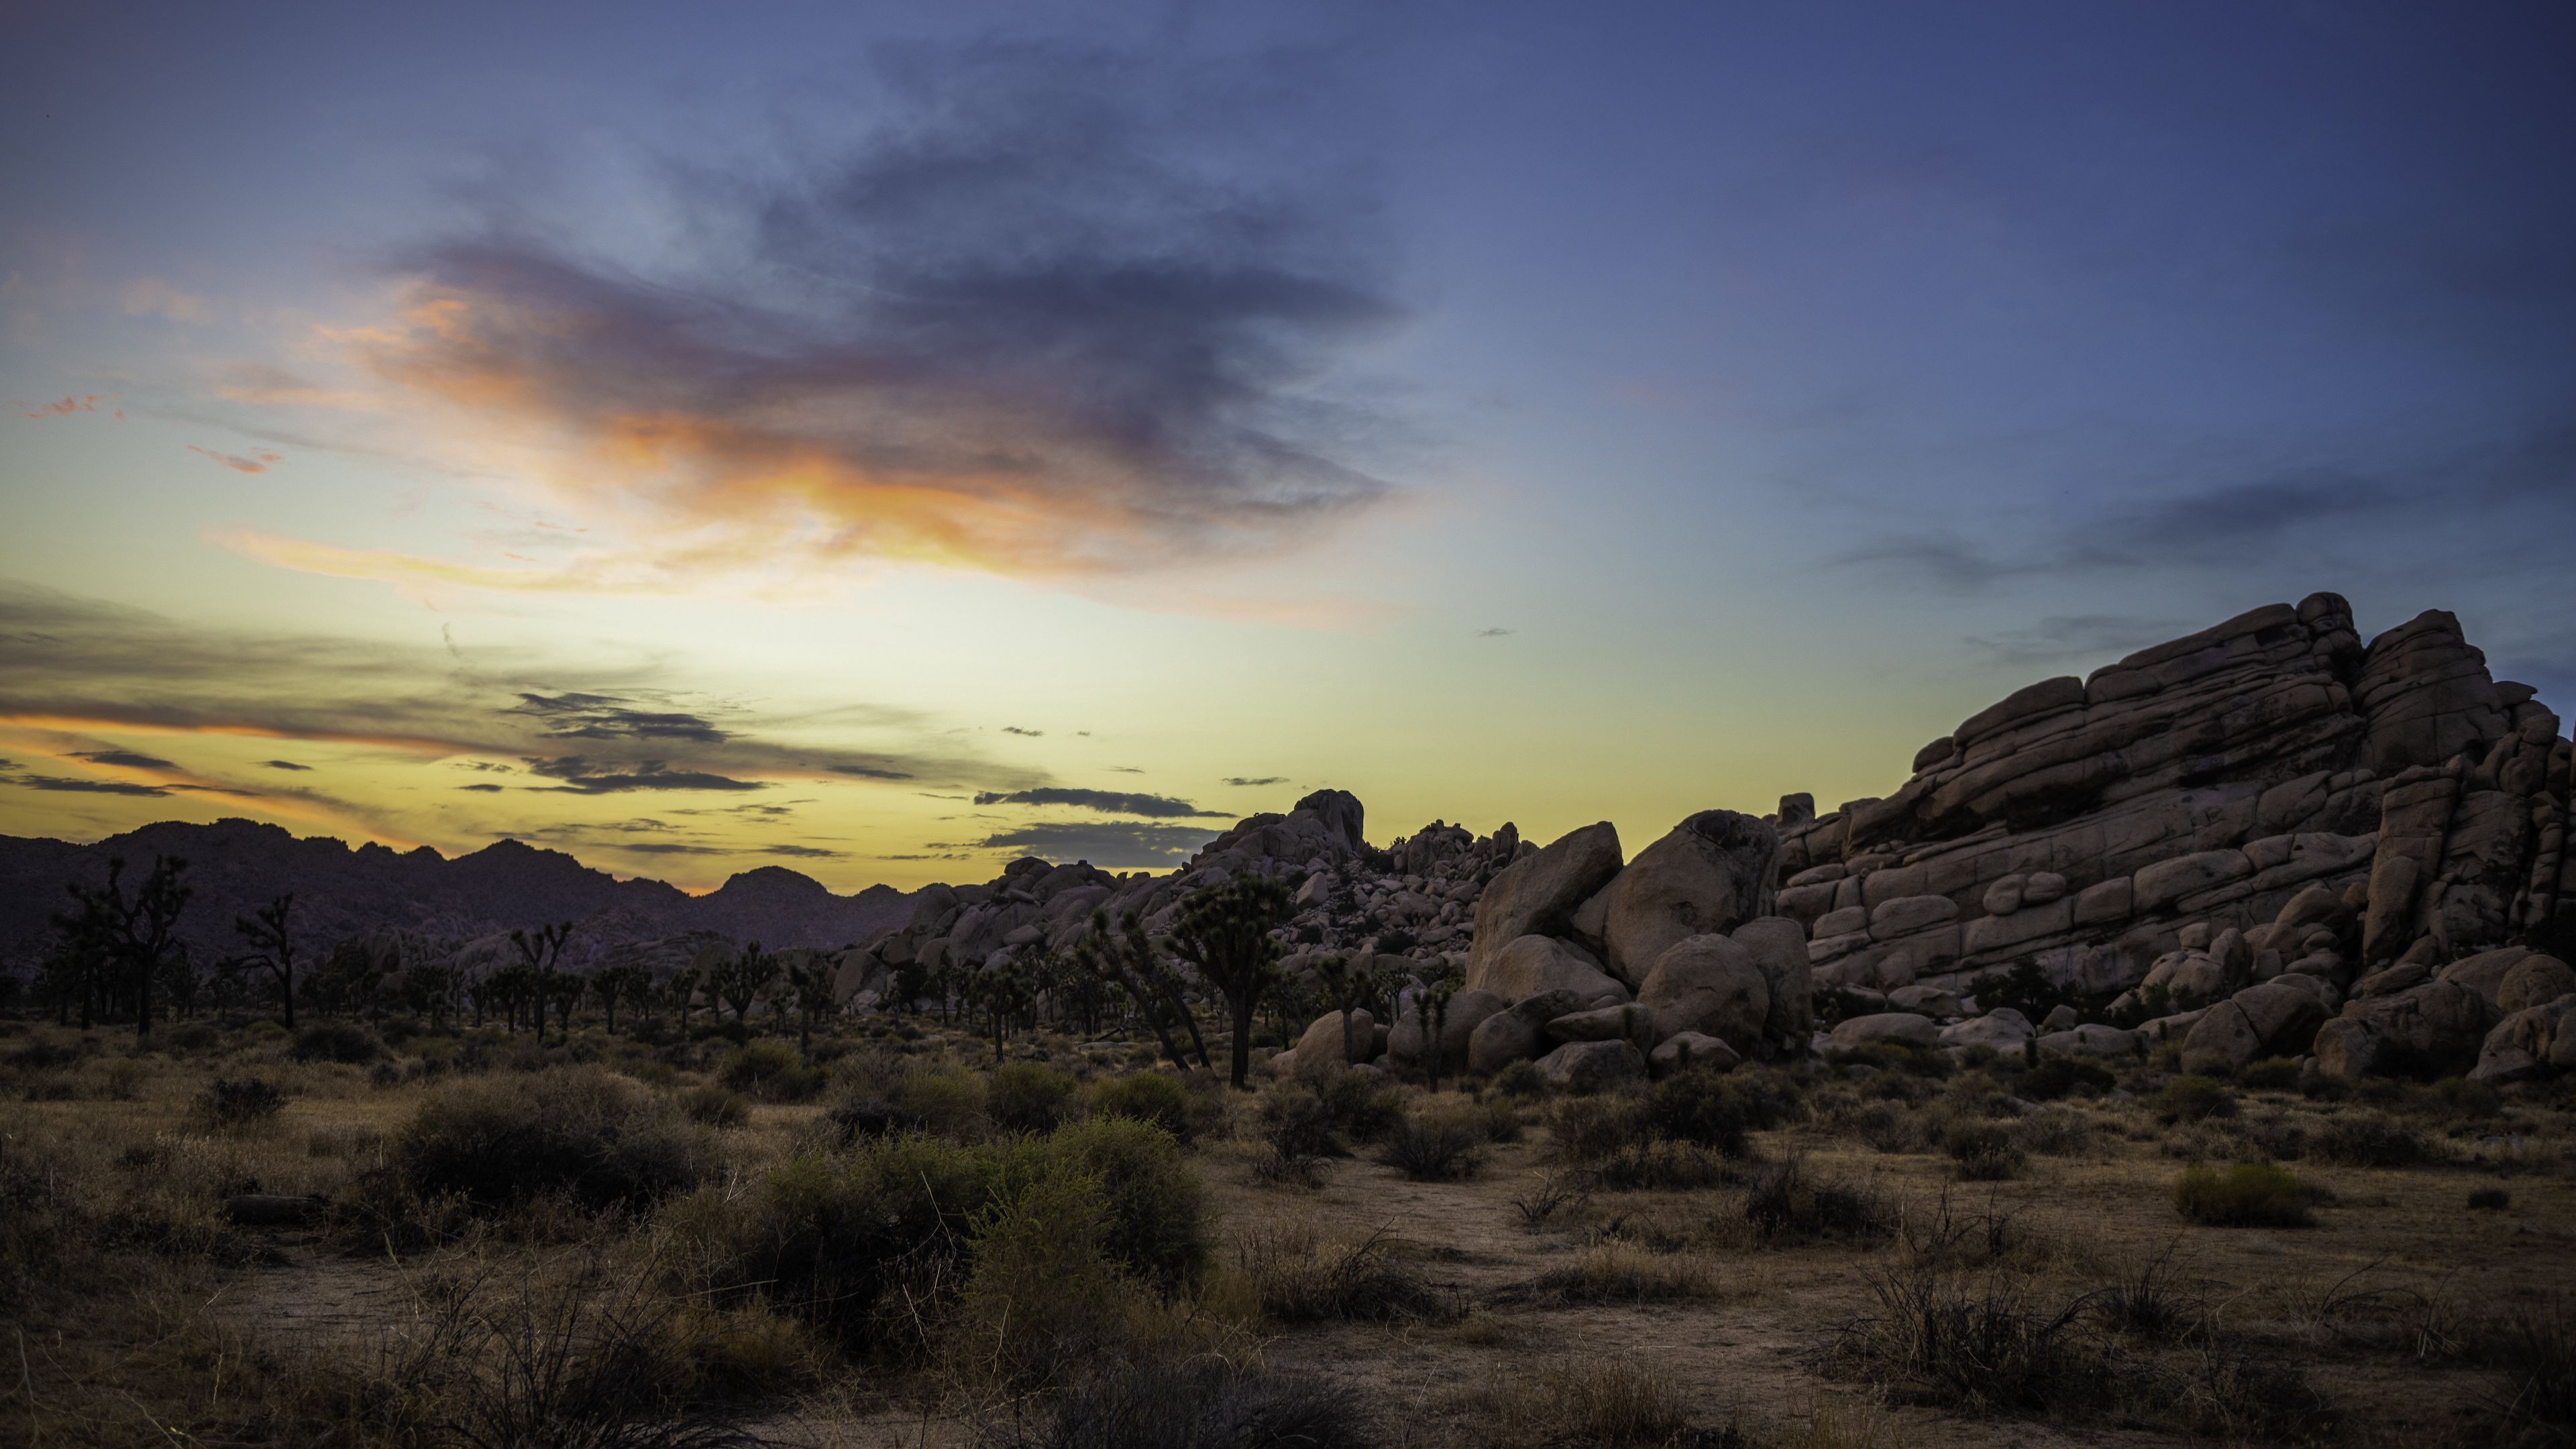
(1436, 809, 1811, 1087)
(1762, 593, 2575, 1083)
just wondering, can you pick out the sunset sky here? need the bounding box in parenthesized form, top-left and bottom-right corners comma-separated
(3, 1, 2571, 891)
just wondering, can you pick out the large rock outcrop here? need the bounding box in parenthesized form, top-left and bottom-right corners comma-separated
(1767, 596, 2573, 1057)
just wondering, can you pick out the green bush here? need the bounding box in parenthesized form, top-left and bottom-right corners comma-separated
(669, 1117, 1206, 1354)
(989, 1062, 1078, 1135)
(390, 1067, 712, 1214)
(680, 1084, 748, 1128)
(1377, 1113, 1482, 1181)
(1546, 1093, 1645, 1163)
(2012, 1056, 2114, 1102)
(291, 1022, 380, 1064)
(2155, 1075, 2237, 1124)
(193, 1077, 286, 1129)
(1089, 1072, 1191, 1140)
(719, 1040, 826, 1102)
(2173, 1162, 2316, 1228)
(1493, 1060, 1547, 1098)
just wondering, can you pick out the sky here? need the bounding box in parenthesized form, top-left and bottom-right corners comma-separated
(2, 1, 2571, 891)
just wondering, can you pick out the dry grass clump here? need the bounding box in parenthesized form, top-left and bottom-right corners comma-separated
(1525, 1242, 1716, 1304)
(1831, 1266, 2116, 1415)
(2310, 1111, 2444, 1167)
(191, 1075, 288, 1130)
(1233, 1222, 1457, 1324)
(2173, 1161, 2322, 1228)
(1446, 1356, 1723, 1449)
(1741, 1159, 1891, 1245)
(2481, 1295, 2576, 1442)
(1939, 1121, 2027, 1181)
(975, 1360, 1376, 1449)
(2155, 1075, 2239, 1124)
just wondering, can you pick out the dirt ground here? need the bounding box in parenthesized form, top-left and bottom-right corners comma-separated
(5, 1018, 2571, 1448)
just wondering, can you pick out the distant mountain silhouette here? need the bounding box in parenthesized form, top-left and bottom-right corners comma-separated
(0, 818, 916, 971)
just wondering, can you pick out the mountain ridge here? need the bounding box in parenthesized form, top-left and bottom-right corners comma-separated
(0, 817, 917, 968)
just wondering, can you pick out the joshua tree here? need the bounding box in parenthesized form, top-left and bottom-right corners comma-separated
(665, 966, 704, 1028)
(710, 942, 780, 1025)
(1170, 874, 1295, 1089)
(961, 957, 1037, 1063)
(1410, 977, 1459, 1092)
(231, 894, 301, 1030)
(1073, 910, 1204, 1072)
(57, 855, 192, 1040)
(591, 962, 650, 1034)
(508, 922, 574, 1037)
(781, 954, 839, 1056)
(1313, 953, 1389, 1069)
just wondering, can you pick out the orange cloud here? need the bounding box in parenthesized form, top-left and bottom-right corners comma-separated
(225, 50, 1403, 602)
(18, 393, 103, 420)
(188, 444, 282, 474)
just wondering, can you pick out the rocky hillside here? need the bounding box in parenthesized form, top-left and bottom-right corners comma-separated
(0, 818, 913, 968)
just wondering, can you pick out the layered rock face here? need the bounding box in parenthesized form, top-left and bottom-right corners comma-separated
(1769, 595, 2568, 994)
(1762, 594, 2574, 1081)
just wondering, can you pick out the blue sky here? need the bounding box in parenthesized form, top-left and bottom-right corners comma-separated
(3, 1, 2569, 885)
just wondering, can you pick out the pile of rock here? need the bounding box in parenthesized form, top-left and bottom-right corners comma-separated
(1289, 808, 1818, 1089)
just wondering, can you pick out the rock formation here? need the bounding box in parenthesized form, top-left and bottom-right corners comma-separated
(1762, 593, 2574, 1082)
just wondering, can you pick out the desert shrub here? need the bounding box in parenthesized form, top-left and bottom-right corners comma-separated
(2006, 1106, 2093, 1158)
(990, 1063, 1079, 1134)
(1845, 1099, 1933, 1153)
(898, 1067, 994, 1139)
(1454, 1357, 1697, 1449)
(1547, 1093, 1645, 1163)
(1741, 1159, 1890, 1244)
(679, 1085, 748, 1128)
(390, 1067, 712, 1214)
(1308, 1067, 1403, 1142)
(1234, 1223, 1454, 1325)
(975, 1360, 1375, 1449)
(1510, 1169, 1591, 1232)
(718, 1040, 826, 1103)
(1528, 1244, 1711, 1305)
(1941, 1123, 2027, 1181)
(1256, 1085, 1339, 1155)
(1638, 1067, 1796, 1156)
(2413, 1076, 2504, 1121)
(2169, 1338, 2330, 1441)
(164, 1022, 221, 1053)
(1589, 1140, 1738, 1192)
(2173, 1162, 2316, 1228)
(2012, 1056, 2114, 1102)
(672, 1117, 1206, 1352)
(1091, 1072, 1193, 1140)
(1493, 1060, 1547, 1098)
(2311, 1112, 2440, 1168)
(291, 1021, 380, 1064)
(952, 1156, 1130, 1388)
(193, 1077, 286, 1130)
(1832, 1266, 2116, 1413)
(2469, 1187, 2511, 1212)
(1378, 1112, 1482, 1181)
(2155, 1075, 2238, 1124)
(1894, 1187, 2031, 1272)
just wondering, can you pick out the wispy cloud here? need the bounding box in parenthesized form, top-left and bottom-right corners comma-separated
(261, 759, 311, 771)
(961, 819, 1219, 867)
(971, 786, 1221, 819)
(17, 394, 103, 420)
(0, 584, 1027, 798)
(240, 40, 1402, 600)
(1222, 775, 1287, 787)
(71, 748, 176, 770)
(1961, 615, 2189, 667)
(186, 444, 282, 474)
